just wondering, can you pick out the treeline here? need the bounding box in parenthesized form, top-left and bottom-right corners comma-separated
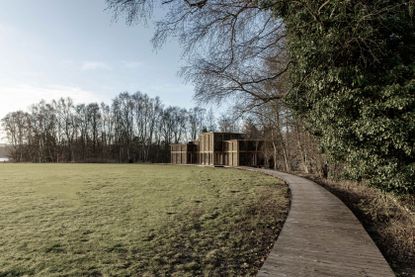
(238, 104, 323, 175)
(1, 89, 323, 174)
(1, 92, 214, 163)
(0, 145, 8, 158)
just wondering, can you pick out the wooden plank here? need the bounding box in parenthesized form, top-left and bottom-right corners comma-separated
(242, 168, 395, 277)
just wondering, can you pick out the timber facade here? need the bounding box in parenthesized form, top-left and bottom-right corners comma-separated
(171, 132, 264, 167)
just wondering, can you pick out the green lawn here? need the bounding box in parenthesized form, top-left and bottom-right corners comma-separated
(0, 164, 288, 276)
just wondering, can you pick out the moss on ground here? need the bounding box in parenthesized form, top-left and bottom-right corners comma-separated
(0, 164, 288, 276)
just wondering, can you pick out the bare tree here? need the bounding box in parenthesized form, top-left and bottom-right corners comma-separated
(1, 92, 206, 163)
(218, 113, 240, 133)
(107, 0, 287, 106)
(188, 107, 206, 140)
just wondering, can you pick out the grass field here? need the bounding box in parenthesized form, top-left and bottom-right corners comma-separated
(0, 164, 289, 276)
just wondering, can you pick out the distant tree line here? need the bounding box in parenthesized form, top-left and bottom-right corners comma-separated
(1, 92, 215, 163)
(1, 89, 322, 174)
(0, 145, 8, 158)
(1, 92, 329, 179)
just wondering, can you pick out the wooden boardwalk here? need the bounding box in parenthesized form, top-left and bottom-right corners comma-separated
(242, 168, 395, 277)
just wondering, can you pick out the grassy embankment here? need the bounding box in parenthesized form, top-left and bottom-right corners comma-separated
(0, 164, 288, 276)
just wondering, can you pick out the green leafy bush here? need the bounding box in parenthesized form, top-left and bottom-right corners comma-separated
(271, 0, 415, 193)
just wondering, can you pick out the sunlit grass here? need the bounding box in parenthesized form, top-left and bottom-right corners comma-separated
(0, 164, 288, 276)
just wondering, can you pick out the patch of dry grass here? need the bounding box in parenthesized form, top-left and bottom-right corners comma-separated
(302, 174, 415, 277)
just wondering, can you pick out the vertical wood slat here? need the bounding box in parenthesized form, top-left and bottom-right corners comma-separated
(170, 132, 264, 167)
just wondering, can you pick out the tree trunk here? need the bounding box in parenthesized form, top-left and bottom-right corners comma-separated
(295, 122, 309, 173)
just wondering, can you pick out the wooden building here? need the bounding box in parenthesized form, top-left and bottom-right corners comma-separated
(170, 142, 197, 164)
(170, 132, 264, 167)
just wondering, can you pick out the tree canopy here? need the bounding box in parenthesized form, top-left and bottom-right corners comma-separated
(277, 1, 415, 193)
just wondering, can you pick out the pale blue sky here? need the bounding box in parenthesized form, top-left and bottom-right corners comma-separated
(0, 0, 195, 121)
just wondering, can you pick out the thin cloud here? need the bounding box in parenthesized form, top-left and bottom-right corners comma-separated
(0, 84, 102, 115)
(0, 84, 107, 143)
(121, 61, 143, 69)
(81, 61, 112, 71)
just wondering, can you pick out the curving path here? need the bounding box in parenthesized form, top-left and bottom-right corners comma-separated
(240, 168, 395, 277)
